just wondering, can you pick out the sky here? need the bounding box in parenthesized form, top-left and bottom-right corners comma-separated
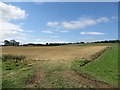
(0, 0, 119, 2)
(0, 2, 118, 44)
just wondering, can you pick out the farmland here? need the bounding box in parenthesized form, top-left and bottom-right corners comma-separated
(2, 45, 107, 61)
(1, 43, 118, 88)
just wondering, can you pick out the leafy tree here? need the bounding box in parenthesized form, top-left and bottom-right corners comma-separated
(10, 40, 19, 46)
(46, 43, 49, 46)
(4, 40, 10, 46)
(4, 40, 19, 46)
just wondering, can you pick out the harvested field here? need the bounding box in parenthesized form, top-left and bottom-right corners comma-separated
(2, 45, 108, 61)
(2, 44, 117, 88)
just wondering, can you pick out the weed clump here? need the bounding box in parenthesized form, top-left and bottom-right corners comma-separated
(2, 55, 26, 62)
(2, 55, 28, 71)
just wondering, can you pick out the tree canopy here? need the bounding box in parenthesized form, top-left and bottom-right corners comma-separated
(4, 40, 19, 46)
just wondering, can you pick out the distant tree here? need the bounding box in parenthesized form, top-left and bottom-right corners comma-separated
(76, 42, 80, 44)
(80, 42, 85, 44)
(4, 40, 10, 46)
(4, 40, 19, 46)
(10, 40, 19, 46)
(46, 43, 49, 46)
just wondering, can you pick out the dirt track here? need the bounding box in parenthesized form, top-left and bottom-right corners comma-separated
(26, 60, 114, 88)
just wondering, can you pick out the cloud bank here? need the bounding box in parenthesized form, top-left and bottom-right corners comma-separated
(80, 32, 105, 35)
(0, 2, 27, 41)
(44, 17, 110, 34)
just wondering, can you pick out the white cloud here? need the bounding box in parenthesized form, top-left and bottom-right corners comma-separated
(27, 41, 68, 44)
(62, 18, 97, 30)
(47, 21, 59, 27)
(42, 30, 53, 34)
(47, 17, 110, 31)
(97, 17, 109, 23)
(0, 2, 26, 21)
(1, 21, 23, 31)
(28, 38, 68, 44)
(0, 21, 27, 40)
(58, 30, 69, 33)
(80, 32, 105, 35)
(0, 2, 27, 42)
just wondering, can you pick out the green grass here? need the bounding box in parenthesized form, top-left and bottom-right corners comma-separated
(2, 55, 26, 62)
(2, 43, 118, 88)
(31, 61, 79, 88)
(2, 59, 79, 88)
(72, 43, 118, 86)
(2, 55, 27, 74)
(2, 65, 34, 88)
(2, 57, 34, 88)
(2, 68, 34, 88)
(71, 59, 89, 72)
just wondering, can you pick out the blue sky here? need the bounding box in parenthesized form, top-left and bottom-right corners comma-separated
(0, 2, 118, 44)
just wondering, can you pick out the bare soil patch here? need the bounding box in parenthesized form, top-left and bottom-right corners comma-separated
(62, 70, 113, 88)
(26, 71, 46, 86)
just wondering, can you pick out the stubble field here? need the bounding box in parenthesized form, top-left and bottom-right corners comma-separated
(2, 45, 107, 61)
(1, 43, 118, 88)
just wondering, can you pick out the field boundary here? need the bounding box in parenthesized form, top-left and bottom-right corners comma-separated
(88, 46, 109, 61)
(73, 69, 115, 88)
(71, 46, 116, 88)
(82, 46, 109, 67)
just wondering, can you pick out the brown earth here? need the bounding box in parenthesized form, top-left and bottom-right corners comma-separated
(26, 70, 114, 88)
(62, 70, 113, 88)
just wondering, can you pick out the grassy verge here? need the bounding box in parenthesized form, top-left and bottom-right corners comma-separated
(71, 43, 118, 86)
(2, 57, 79, 88)
(2, 68, 34, 88)
(29, 61, 79, 88)
(2, 55, 34, 88)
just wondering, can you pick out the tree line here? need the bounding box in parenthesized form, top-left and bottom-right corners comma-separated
(2, 39, 120, 46)
(92, 40, 120, 43)
(4, 40, 20, 46)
